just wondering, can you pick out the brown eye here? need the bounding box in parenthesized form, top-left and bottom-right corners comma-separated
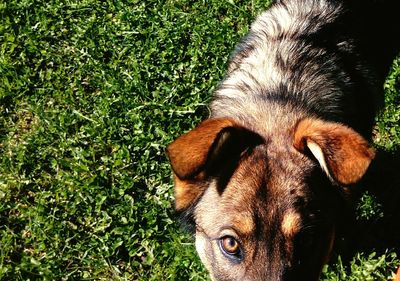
(219, 236, 242, 260)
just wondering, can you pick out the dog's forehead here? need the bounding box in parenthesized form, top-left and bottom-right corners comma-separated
(231, 143, 311, 198)
(195, 144, 311, 235)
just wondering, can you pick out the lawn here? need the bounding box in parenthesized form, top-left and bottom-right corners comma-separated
(0, 0, 399, 280)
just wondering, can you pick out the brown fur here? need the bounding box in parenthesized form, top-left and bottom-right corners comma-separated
(167, 116, 372, 280)
(167, 118, 263, 211)
(281, 212, 301, 239)
(167, 118, 237, 180)
(293, 117, 375, 185)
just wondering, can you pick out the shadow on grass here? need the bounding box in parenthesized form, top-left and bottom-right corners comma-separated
(337, 147, 400, 262)
(336, 0, 400, 263)
(357, 148, 400, 253)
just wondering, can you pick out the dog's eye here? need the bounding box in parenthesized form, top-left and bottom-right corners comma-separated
(219, 236, 242, 260)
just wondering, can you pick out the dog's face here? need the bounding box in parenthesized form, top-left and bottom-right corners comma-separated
(167, 117, 374, 281)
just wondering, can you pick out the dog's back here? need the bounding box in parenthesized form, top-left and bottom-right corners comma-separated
(211, 0, 400, 139)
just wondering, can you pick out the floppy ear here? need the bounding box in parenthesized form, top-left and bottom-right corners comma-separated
(293, 118, 375, 185)
(166, 118, 262, 211)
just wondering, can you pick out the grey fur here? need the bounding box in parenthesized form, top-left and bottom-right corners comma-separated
(210, 0, 382, 139)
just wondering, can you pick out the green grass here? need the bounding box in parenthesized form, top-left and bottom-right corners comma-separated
(0, 0, 399, 280)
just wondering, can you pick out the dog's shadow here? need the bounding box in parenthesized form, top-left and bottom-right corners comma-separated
(339, 147, 400, 260)
(348, 0, 400, 259)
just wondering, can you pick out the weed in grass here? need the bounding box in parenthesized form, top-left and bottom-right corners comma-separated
(322, 252, 399, 281)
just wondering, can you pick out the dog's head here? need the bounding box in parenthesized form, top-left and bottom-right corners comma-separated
(166, 117, 374, 281)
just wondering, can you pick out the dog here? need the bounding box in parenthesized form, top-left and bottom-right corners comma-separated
(166, 0, 400, 280)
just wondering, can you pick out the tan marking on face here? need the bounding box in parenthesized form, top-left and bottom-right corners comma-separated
(232, 215, 255, 236)
(281, 211, 301, 238)
(194, 181, 256, 237)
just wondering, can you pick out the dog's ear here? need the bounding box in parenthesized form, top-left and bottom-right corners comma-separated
(293, 118, 375, 185)
(166, 118, 262, 211)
